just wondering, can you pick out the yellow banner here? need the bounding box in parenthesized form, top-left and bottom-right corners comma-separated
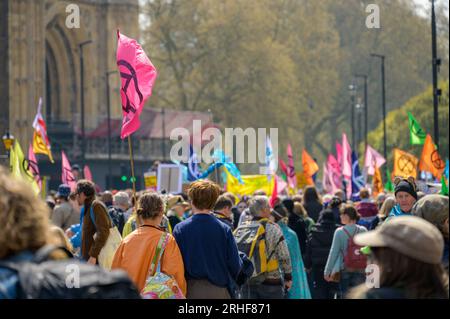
(144, 173, 157, 190)
(225, 169, 274, 196)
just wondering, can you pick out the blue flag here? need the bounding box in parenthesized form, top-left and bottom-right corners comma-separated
(187, 144, 201, 182)
(173, 144, 202, 182)
(265, 137, 277, 175)
(351, 151, 365, 199)
(199, 162, 224, 179)
(201, 149, 244, 184)
(445, 159, 449, 181)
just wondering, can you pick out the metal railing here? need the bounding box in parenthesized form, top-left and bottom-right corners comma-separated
(85, 138, 171, 161)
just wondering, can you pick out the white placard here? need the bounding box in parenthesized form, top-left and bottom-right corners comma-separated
(157, 164, 183, 194)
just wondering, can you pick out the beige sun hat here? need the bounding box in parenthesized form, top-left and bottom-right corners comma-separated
(354, 216, 444, 264)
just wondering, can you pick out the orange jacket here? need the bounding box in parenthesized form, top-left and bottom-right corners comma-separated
(112, 224, 186, 295)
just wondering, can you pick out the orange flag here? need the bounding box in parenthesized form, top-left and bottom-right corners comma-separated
(372, 166, 383, 197)
(419, 134, 445, 180)
(393, 148, 418, 179)
(302, 149, 319, 185)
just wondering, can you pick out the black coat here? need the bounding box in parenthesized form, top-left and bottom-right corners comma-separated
(231, 207, 241, 230)
(288, 214, 308, 257)
(303, 201, 323, 223)
(304, 221, 338, 269)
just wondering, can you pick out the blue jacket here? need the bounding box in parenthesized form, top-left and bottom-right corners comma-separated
(173, 214, 243, 289)
(388, 204, 412, 217)
(0, 251, 34, 299)
(69, 223, 82, 249)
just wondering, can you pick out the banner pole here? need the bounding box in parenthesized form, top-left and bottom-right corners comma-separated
(41, 176, 47, 200)
(127, 135, 137, 207)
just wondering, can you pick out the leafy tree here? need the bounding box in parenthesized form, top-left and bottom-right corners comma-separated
(140, 0, 449, 172)
(366, 80, 449, 169)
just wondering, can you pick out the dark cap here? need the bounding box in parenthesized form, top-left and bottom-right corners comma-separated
(394, 178, 418, 200)
(56, 184, 71, 198)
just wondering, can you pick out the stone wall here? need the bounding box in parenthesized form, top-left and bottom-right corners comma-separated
(3, 0, 139, 155)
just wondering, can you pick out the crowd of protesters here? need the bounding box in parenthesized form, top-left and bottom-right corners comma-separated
(0, 164, 448, 299)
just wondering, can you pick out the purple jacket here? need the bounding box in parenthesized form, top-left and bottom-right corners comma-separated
(356, 202, 378, 218)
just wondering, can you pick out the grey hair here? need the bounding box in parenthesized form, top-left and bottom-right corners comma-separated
(113, 191, 130, 207)
(249, 195, 270, 217)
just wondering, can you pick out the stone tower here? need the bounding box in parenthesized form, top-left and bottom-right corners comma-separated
(0, 0, 140, 157)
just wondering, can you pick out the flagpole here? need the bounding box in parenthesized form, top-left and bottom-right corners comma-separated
(41, 176, 47, 200)
(214, 159, 220, 186)
(127, 135, 137, 204)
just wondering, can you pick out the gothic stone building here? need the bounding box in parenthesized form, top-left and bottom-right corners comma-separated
(0, 0, 213, 190)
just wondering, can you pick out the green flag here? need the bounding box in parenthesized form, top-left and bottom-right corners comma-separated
(408, 112, 426, 145)
(385, 168, 394, 192)
(440, 175, 449, 196)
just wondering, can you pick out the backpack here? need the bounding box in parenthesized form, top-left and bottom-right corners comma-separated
(141, 233, 185, 299)
(0, 245, 140, 299)
(108, 207, 126, 234)
(357, 216, 378, 231)
(89, 204, 122, 270)
(341, 227, 367, 270)
(233, 219, 280, 283)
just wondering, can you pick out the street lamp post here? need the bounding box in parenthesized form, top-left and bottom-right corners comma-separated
(354, 74, 368, 148)
(161, 108, 166, 161)
(78, 40, 92, 168)
(348, 82, 357, 148)
(355, 99, 362, 146)
(2, 132, 15, 160)
(106, 70, 117, 190)
(431, 0, 441, 150)
(371, 54, 387, 163)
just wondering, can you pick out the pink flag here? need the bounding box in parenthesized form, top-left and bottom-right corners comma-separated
(342, 133, 352, 178)
(327, 154, 341, 190)
(326, 162, 340, 194)
(61, 151, 76, 191)
(287, 144, 297, 188)
(342, 133, 353, 198)
(336, 142, 343, 171)
(117, 31, 158, 139)
(84, 165, 93, 182)
(269, 175, 278, 208)
(322, 163, 332, 194)
(279, 158, 288, 177)
(28, 144, 42, 189)
(364, 145, 386, 175)
(277, 177, 288, 194)
(328, 154, 340, 176)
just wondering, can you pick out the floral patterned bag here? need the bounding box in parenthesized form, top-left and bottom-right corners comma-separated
(140, 233, 185, 299)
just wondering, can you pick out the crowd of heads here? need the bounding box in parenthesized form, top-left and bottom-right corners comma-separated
(0, 162, 448, 299)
